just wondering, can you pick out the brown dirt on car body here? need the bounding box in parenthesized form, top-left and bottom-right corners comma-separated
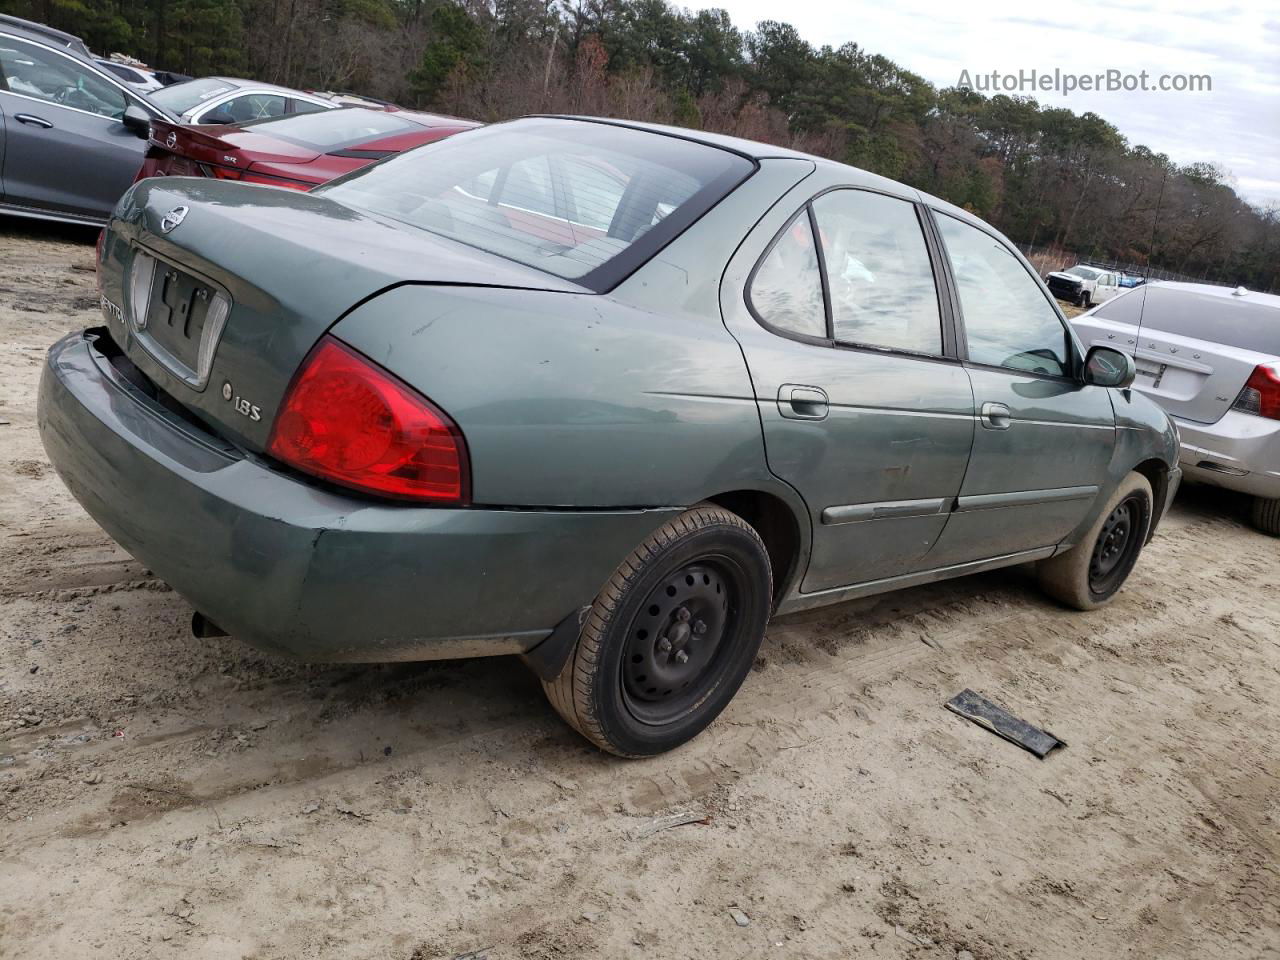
(1, 224, 1278, 959)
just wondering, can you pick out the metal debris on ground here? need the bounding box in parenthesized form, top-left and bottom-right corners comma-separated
(945, 689, 1064, 758)
(629, 809, 710, 841)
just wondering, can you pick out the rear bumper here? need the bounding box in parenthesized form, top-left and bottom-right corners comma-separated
(1173, 411, 1280, 499)
(38, 330, 675, 662)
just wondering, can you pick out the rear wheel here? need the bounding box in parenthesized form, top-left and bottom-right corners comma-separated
(1038, 472, 1152, 610)
(542, 505, 772, 757)
(1252, 496, 1280, 536)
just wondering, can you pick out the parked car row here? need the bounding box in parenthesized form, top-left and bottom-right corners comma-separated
(0, 16, 476, 224)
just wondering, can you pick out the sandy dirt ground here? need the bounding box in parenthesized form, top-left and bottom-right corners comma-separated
(1, 224, 1278, 960)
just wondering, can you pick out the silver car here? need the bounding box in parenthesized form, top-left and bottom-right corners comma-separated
(1073, 281, 1280, 534)
(146, 76, 338, 125)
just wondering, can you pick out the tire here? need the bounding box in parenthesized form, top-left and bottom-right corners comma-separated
(542, 505, 772, 757)
(1078, 291, 1092, 309)
(1038, 472, 1152, 610)
(1252, 496, 1280, 536)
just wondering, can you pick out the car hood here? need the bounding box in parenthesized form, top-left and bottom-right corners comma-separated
(1047, 271, 1084, 283)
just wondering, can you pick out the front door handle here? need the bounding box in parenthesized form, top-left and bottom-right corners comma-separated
(980, 401, 1012, 430)
(778, 383, 829, 420)
(15, 113, 54, 129)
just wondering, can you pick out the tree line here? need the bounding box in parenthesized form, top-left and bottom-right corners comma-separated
(7, 0, 1278, 291)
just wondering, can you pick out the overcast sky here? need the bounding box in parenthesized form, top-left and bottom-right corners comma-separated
(711, 0, 1280, 209)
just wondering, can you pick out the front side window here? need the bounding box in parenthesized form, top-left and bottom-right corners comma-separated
(0, 38, 126, 118)
(319, 118, 753, 289)
(812, 190, 942, 354)
(747, 213, 826, 339)
(936, 213, 1074, 378)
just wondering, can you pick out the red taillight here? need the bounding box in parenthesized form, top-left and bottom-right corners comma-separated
(1233, 364, 1280, 421)
(198, 163, 311, 190)
(268, 337, 470, 503)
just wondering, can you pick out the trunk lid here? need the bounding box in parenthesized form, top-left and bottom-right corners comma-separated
(1074, 284, 1280, 424)
(98, 177, 585, 452)
(148, 119, 324, 170)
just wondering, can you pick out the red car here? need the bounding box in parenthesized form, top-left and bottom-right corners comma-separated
(138, 106, 479, 190)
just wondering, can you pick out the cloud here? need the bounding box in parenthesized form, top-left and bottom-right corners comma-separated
(713, 0, 1278, 206)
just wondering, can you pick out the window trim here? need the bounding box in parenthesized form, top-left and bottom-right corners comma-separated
(924, 206, 1087, 385)
(0, 30, 165, 122)
(744, 184, 960, 362)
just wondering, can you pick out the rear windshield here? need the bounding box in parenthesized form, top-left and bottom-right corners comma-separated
(239, 107, 426, 151)
(150, 77, 236, 114)
(317, 118, 754, 291)
(1141, 285, 1280, 355)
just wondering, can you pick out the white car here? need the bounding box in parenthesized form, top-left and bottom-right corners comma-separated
(146, 75, 338, 125)
(1072, 281, 1280, 534)
(1045, 264, 1122, 308)
(94, 58, 164, 93)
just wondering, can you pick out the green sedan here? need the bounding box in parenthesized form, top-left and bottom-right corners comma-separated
(38, 116, 1180, 756)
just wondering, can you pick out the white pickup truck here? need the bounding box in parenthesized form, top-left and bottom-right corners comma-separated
(1044, 264, 1122, 308)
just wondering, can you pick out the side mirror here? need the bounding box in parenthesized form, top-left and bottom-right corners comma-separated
(1083, 346, 1136, 389)
(203, 110, 235, 125)
(122, 104, 151, 138)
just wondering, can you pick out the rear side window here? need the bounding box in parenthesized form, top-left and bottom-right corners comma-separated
(937, 213, 1073, 377)
(288, 97, 327, 115)
(219, 93, 286, 123)
(748, 213, 826, 339)
(318, 118, 754, 291)
(813, 190, 942, 354)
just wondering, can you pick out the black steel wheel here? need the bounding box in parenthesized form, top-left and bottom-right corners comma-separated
(1088, 495, 1142, 597)
(542, 505, 773, 757)
(621, 560, 740, 726)
(1038, 472, 1152, 610)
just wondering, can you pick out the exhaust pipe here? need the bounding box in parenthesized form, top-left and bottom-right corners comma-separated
(191, 611, 229, 639)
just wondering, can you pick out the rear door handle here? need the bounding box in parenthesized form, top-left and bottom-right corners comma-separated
(980, 401, 1012, 430)
(15, 113, 54, 129)
(778, 384, 829, 420)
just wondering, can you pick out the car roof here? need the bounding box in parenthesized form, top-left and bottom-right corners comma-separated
(203, 76, 324, 97)
(394, 109, 480, 128)
(541, 115, 1009, 237)
(546, 115, 822, 163)
(0, 15, 90, 56)
(1147, 281, 1280, 310)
